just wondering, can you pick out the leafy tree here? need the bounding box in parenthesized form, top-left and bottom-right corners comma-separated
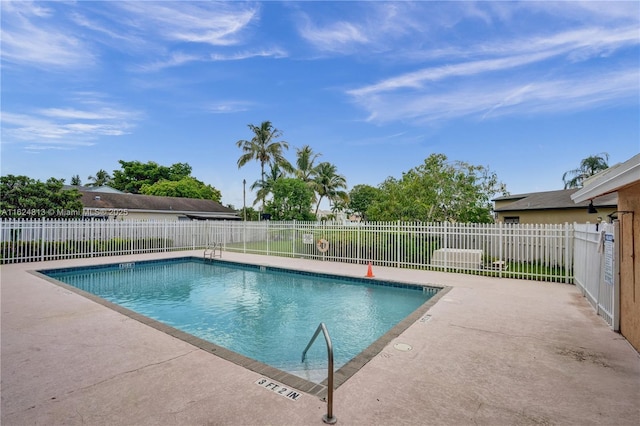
(312, 162, 348, 215)
(140, 177, 222, 202)
(238, 206, 260, 221)
(1, 175, 83, 218)
(110, 160, 192, 193)
(367, 153, 507, 223)
(348, 184, 382, 221)
(265, 178, 316, 221)
(562, 153, 609, 189)
(70, 175, 82, 186)
(87, 169, 112, 187)
(236, 121, 293, 208)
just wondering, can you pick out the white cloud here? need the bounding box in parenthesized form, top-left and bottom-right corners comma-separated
(137, 52, 205, 72)
(295, 2, 424, 54)
(1, 96, 142, 150)
(350, 25, 639, 97)
(0, 3, 94, 69)
(349, 51, 559, 97)
(210, 48, 288, 61)
(114, 1, 259, 46)
(205, 101, 253, 114)
(38, 107, 135, 121)
(352, 68, 639, 125)
(345, 15, 639, 125)
(298, 19, 369, 53)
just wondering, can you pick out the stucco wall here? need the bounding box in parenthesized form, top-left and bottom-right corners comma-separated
(86, 211, 185, 221)
(496, 208, 617, 224)
(618, 182, 640, 352)
(123, 212, 186, 221)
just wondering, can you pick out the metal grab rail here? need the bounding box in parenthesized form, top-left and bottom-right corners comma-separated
(204, 242, 222, 259)
(302, 323, 337, 424)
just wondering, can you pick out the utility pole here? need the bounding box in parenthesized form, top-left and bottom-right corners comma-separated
(243, 179, 246, 221)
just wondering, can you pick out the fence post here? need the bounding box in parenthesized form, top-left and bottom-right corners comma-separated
(613, 220, 620, 330)
(40, 217, 45, 262)
(223, 220, 228, 250)
(163, 221, 167, 252)
(396, 220, 401, 268)
(443, 221, 448, 269)
(498, 221, 503, 278)
(564, 223, 571, 284)
(90, 218, 95, 258)
(292, 220, 297, 258)
(266, 219, 269, 256)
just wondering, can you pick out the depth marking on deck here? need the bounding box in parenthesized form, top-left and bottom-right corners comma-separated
(255, 378, 302, 401)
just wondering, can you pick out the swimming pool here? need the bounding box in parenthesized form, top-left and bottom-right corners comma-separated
(39, 257, 442, 391)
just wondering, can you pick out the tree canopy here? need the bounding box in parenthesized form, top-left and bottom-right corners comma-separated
(366, 154, 507, 223)
(110, 160, 192, 194)
(265, 178, 316, 221)
(348, 184, 382, 221)
(140, 177, 222, 202)
(562, 153, 609, 189)
(0, 175, 83, 218)
(70, 175, 82, 186)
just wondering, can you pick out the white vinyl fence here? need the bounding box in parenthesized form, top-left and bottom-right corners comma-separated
(1, 219, 573, 282)
(573, 222, 619, 329)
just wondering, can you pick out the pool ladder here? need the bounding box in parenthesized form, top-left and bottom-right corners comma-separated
(204, 242, 222, 259)
(302, 323, 337, 424)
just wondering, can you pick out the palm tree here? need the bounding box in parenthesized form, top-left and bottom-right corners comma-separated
(87, 169, 112, 187)
(563, 153, 609, 189)
(312, 162, 349, 216)
(250, 164, 285, 206)
(236, 121, 293, 209)
(295, 145, 321, 183)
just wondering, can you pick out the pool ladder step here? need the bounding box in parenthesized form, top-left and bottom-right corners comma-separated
(204, 242, 222, 259)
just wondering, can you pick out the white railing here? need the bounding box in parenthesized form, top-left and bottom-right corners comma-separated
(573, 222, 618, 329)
(1, 219, 573, 282)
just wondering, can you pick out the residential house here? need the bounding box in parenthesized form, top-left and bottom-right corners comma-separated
(571, 153, 640, 352)
(493, 189, 617, 224)
(72, 186, 240, 221)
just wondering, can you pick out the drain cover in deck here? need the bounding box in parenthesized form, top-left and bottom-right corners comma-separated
(393, 343, 412, 352)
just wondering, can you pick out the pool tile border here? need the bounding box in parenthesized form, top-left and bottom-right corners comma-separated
(31, 257, 451, 399)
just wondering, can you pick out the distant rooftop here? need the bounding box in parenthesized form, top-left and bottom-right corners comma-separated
(64, 185, 124, 194)
(494, 188, 617, 212)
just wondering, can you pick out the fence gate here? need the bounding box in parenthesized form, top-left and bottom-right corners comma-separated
(573, 222, 619, 329)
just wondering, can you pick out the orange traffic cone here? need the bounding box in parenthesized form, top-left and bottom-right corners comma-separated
(365, 262, 375, 278)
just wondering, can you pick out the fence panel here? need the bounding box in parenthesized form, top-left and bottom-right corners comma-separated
(1, 219, 573, 282)
(573, 222, 617, 328)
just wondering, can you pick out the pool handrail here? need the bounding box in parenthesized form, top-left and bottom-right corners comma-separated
(301, 322, 337, 424)
(204, 242, 222, 259)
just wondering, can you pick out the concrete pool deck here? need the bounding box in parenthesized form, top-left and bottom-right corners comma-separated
(1, 251, 639, 425)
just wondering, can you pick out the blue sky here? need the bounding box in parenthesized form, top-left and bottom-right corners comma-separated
(1, 1, 639, 210)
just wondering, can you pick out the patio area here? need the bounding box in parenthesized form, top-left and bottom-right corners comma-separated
(2, 251, 639, 425)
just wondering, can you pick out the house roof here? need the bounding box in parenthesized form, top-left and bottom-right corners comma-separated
(571, 153, 640, 203)
(80, 191, 240, 220)
(494, 188, 617, 212)
(64, 185, 125, 194)
(493, 194, 529, 202)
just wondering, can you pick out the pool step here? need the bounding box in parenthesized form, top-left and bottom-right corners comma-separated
(286, 367, 328, 384)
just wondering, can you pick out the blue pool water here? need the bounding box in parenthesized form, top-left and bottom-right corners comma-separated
(43, 258, 437, 381)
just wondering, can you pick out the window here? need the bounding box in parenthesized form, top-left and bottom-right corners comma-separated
(504, 216, 519, 224)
